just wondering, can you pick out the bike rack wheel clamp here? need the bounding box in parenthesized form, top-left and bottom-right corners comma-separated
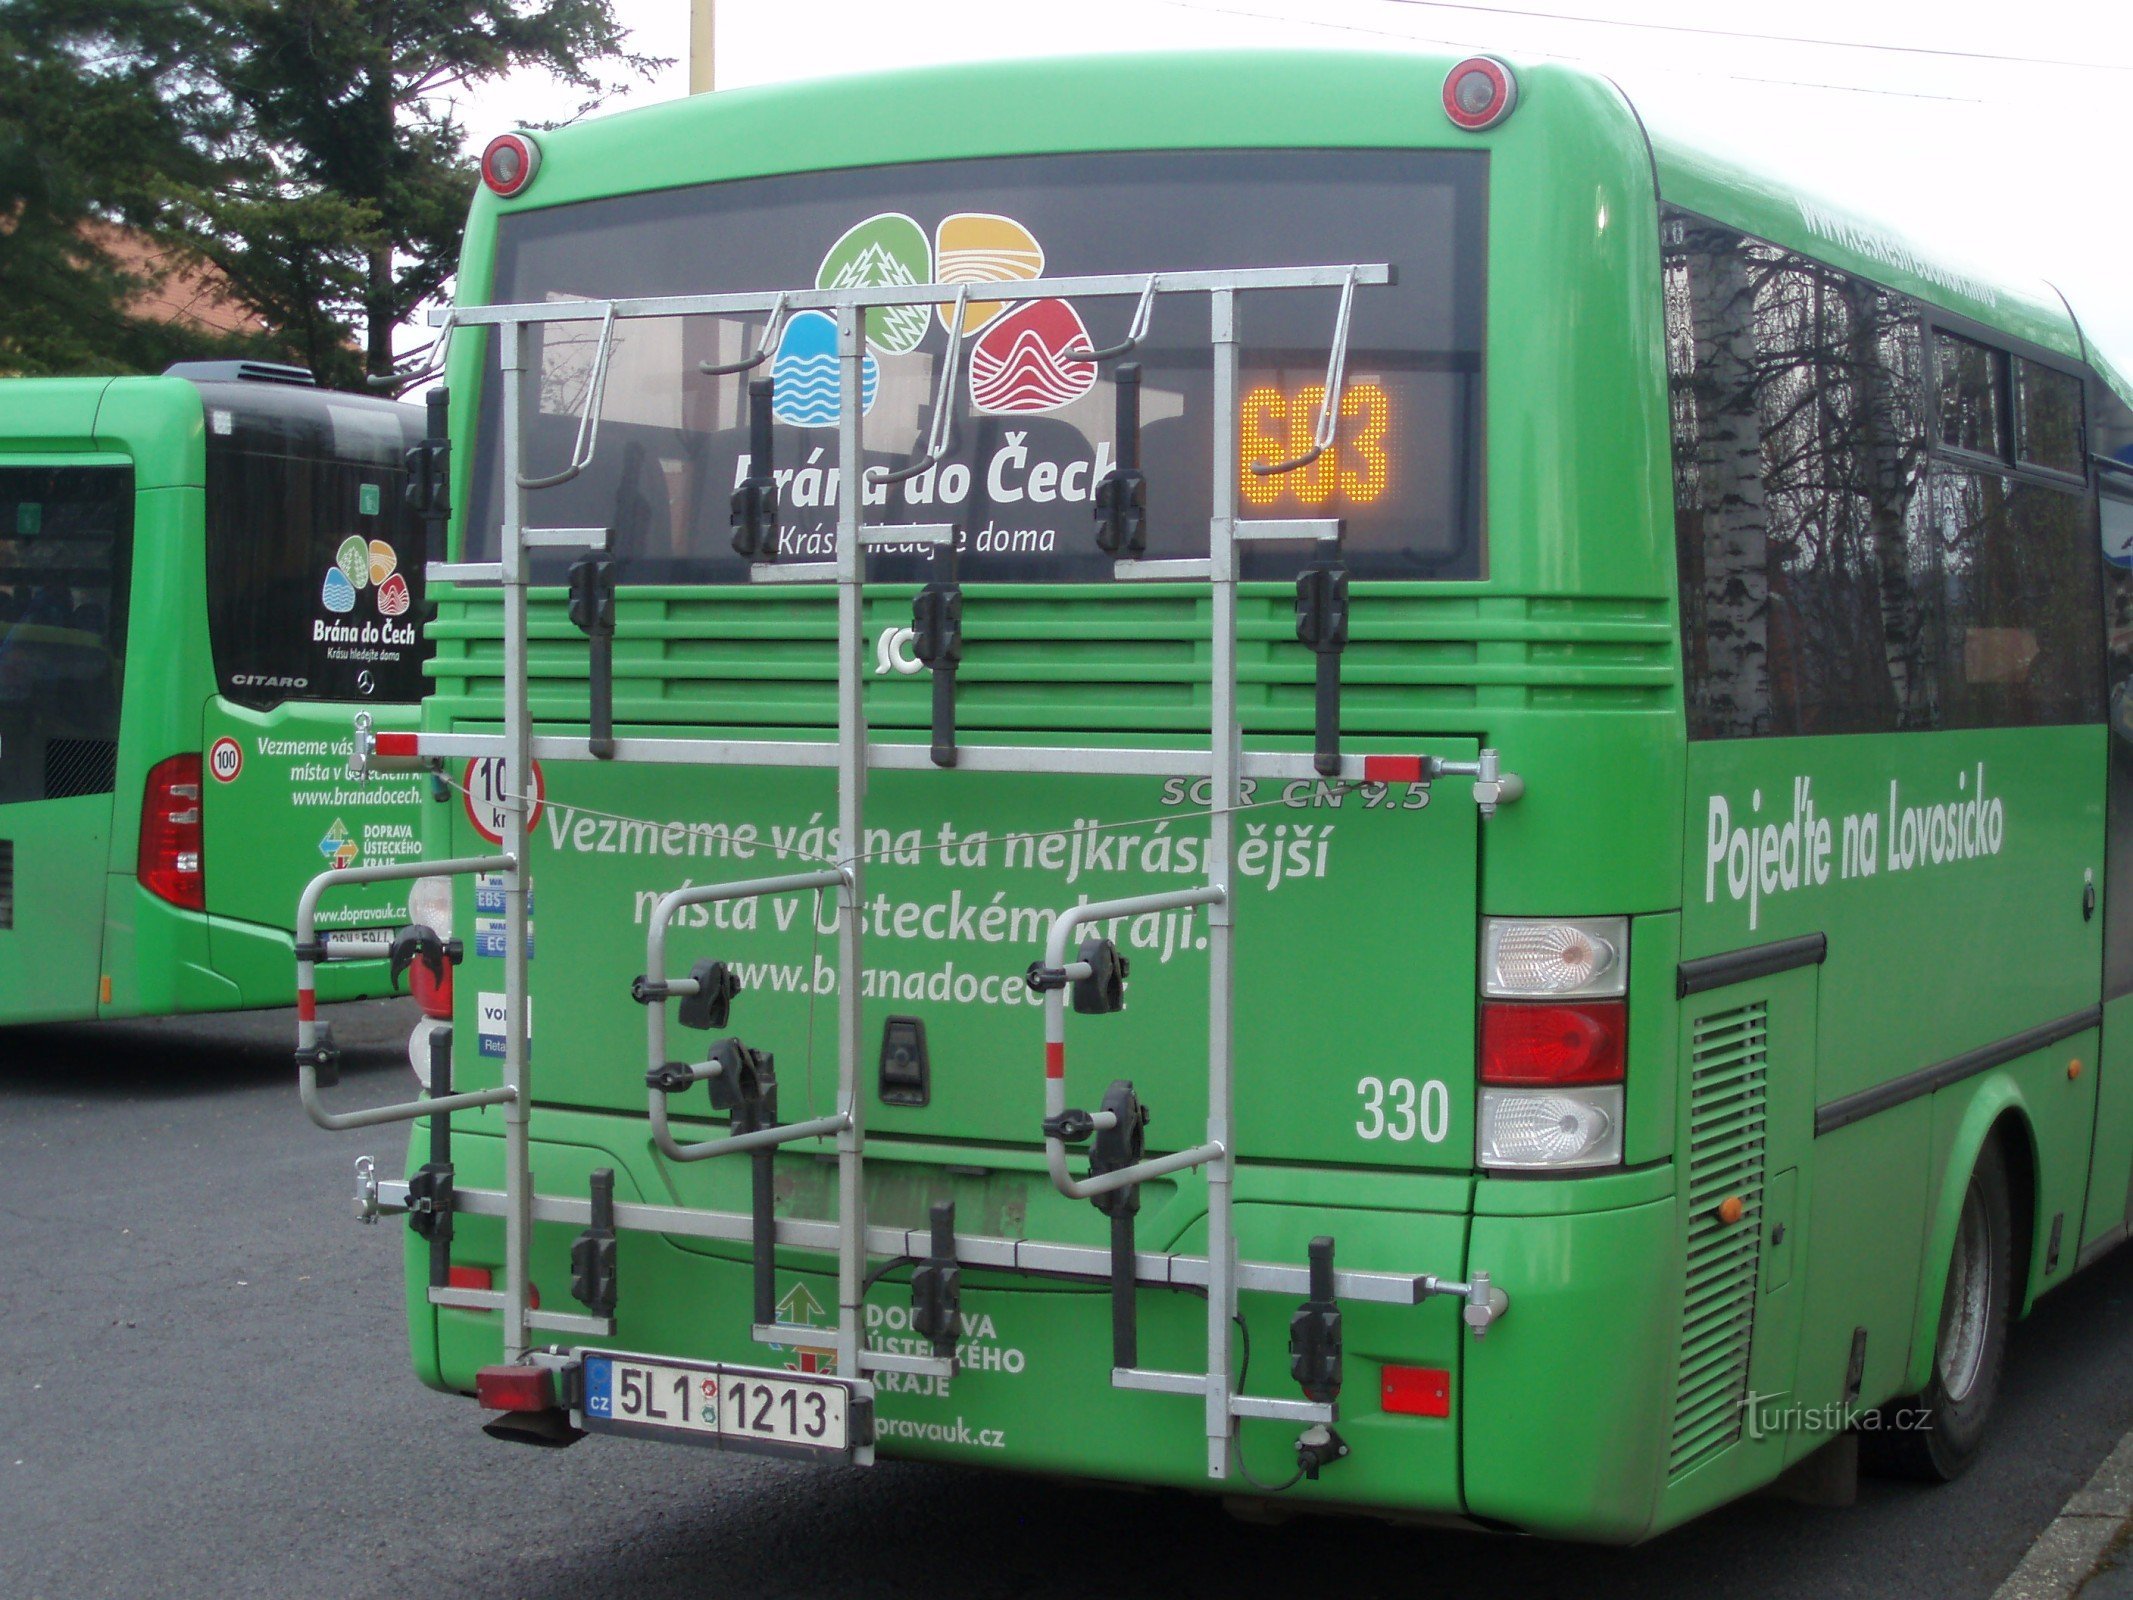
(638, 868, 853, 1162)
(1035, 886, 1229, 1201)
(294, 853, 519, 1132)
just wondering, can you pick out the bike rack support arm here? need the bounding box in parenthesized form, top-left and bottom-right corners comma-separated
(642, 868, 853, 1162)
(295, 853, 518, 1132)
(1039, 886, 1227, 1201)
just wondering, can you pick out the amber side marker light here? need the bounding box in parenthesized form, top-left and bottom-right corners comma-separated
(1443, 56, 1519, 132)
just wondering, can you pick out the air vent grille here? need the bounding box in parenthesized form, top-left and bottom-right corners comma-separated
(1669, 1000, 1769, 1478)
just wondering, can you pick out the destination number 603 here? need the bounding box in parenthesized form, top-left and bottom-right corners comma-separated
(1355, 1075, 1450, 1142)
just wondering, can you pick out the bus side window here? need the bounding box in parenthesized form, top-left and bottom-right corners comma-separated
(0, 466, 132, 804)
(1665, 207, 2103, 743)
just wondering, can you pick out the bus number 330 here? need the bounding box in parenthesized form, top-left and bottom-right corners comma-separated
(1355, 1076, 1450, 1142)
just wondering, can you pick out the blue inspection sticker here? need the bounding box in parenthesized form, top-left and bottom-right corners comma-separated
(582, 1355, 614, 1419)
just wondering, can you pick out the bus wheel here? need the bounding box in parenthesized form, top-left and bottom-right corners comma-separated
(1865, 1139, 2014, 1483)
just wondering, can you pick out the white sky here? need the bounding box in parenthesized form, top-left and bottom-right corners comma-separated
(441, 0, 2133, 370)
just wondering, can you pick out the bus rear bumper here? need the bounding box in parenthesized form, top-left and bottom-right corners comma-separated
(1462, 1193, 1677, 1541)
(403, 1127, 1691, 1534)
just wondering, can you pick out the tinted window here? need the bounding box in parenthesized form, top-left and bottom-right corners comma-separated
(1921, 472, 2099, 728)
(1666, 215, 1929, 737)
(470, 148, 1488, 583)
(1937, 332, 2007, 458)
(2016, 357, 2085, 475)
(1665, 211, 2100, 738)
(0, 466, 131, 802)
(201, 388, 427, 708)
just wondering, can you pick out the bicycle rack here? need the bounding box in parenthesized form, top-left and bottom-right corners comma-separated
(315, 261, 1521, 1477)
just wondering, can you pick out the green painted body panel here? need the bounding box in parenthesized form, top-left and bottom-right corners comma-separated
(0, 377, 422, 1020)
(1648, 130, 2081, 358)
(382, 47, 2133, 1542)
(2084, 994, 2133, 1263)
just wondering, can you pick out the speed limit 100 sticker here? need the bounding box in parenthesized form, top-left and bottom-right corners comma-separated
(208, 736, 243, 784)
(462, 755, 545, 845)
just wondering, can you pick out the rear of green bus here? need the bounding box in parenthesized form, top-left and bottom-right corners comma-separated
(408, 53, 1696, 1538)
(0, 368, 431, 1022)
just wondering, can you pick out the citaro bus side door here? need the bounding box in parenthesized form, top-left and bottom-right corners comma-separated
(0, 458, 134, 1022)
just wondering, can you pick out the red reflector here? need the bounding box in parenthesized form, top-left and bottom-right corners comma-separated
(1381, 1365, 1452, 1418)
(1045, 1041, 1065, 1079)
(443, 1267, 537, 1310)
(410, 959, 453, 1021)
(1480, 1000, 1627, 1085)
(475, 1364, 555, 1413)
(373, 732, 420, 758)
(1362, 754, 1426, 783)
(138, 753, 205, 910)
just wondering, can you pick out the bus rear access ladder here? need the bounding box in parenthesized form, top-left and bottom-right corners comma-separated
(301, 262, 1517, 1480)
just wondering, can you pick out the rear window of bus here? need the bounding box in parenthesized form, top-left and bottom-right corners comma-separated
(200, 385, 428, 709)
(468, 148, 1487, 585)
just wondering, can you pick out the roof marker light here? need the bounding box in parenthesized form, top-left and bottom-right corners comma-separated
(481, 132, 541, 198)
(1443, 56, 1518, 132)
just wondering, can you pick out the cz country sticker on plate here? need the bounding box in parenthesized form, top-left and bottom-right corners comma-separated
(578, 1351, 868, 1461)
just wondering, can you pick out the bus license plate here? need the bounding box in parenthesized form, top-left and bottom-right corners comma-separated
(579, 1352, 854, 1458)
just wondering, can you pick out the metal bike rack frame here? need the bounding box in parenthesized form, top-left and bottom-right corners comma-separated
(318, 259, 1521, 1479)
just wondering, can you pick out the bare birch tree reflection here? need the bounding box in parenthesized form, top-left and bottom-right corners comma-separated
(1666, 210, 2097, 740)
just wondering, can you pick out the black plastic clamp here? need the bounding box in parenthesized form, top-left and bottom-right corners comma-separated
(403, 388, 452, 527)
(1024, 961, 1068, 994)
(406, 1161, 454, 1244)
(730, 377, 781, 559)
(1092, 363, 1148, 557)
(677, 960, 743, 1032)
(910, 580, 964, 769)
(388, 923, 462, 993)
(1089, 1080, 1149, 1366)
(1294, 560, 1351, 779)
(1287, 1235, 1343, 1405)
(1042, 1108, 1097, 1144)
(909, 1200, 961, 1361)
(1071, 937, 1130, 1016)
(567, 552, 618, 760)
(570, 1168, 619, 1318)
(646, 1060, 700, 1094)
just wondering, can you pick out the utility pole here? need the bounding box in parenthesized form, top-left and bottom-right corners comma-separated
(691, 0, 715, 93)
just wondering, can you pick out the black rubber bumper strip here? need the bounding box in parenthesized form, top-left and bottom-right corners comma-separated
(1677, 933, 1827, 998)
(1815, 1004, 2102, 1138)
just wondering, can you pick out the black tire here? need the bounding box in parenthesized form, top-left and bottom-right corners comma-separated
(1863, 1138, 2014, 1482)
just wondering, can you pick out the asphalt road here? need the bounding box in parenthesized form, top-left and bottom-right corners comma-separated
(5, 997, 2132, 1600)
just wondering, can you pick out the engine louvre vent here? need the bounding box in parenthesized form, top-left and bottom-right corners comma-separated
(1668, 999, 1769, 1479)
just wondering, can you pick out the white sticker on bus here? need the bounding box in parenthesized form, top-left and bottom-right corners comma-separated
(475, 991, 532, 1060)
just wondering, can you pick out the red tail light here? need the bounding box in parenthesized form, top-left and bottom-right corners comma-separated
(1479, 1000, 1626, 1085)
(139, 754, 205, 910)
(476, 1364, 556, 1413)
(410, 959, 454, 1020)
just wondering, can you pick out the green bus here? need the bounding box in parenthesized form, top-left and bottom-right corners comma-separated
(305, 49, 2133, 1540)
(0, 364, 432, 1024)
